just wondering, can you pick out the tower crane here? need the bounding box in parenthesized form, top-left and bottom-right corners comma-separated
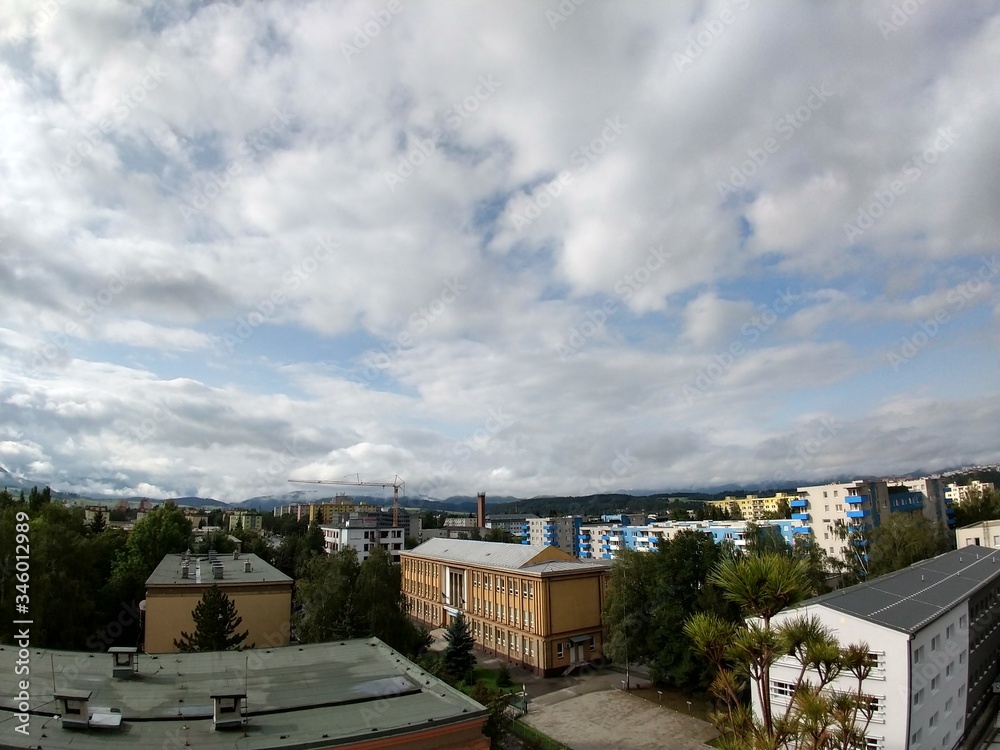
(288, 474, 405, 526)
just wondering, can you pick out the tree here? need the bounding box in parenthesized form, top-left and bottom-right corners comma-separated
(88, 511, 107, 535)
(483, 527, 518, 544)
(685, 553, 875, 749)
(174, 585, 250, 651)
(953, 485, 1000, 526)
(865, 513, 952, 578)
(442, 613, 476, 683)
(295, 549, 362, 643)
(122, 502, 193, 573)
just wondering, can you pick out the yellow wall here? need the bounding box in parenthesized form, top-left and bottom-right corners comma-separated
(547, 576, 603, 635)
(145, 583, 292, 653)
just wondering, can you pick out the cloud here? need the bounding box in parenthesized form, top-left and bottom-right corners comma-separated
(0, 0, 997, 501)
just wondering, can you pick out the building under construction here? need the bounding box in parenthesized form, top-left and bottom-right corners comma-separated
(275, 498, 420, 538)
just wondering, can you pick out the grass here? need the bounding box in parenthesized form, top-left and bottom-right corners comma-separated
(458, 666, 518, 697)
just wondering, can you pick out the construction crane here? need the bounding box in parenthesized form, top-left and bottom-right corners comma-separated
(288, 474, 405, 526)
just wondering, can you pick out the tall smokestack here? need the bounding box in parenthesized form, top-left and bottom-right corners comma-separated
(477, 492, 486, 528)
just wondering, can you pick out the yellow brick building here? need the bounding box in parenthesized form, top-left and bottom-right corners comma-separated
(144, 552, 292, 653)
(401, 539, 611, 677)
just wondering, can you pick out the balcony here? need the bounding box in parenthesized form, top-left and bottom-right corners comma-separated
(791, 512, 810, 521)
(543, 524, 557, 531)
(790, 499, 808, 508)
(846, 509, 870, 519)
(845, 494, 868, 505)
(792, 526, 812, 534)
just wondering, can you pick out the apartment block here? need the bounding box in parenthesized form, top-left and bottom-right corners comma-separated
(401, 538, 610, 677)
(486, 513, 539, 540)
(523, 516, 582, 556)
(321, 519, 404, 562)
(705, 492, 799, 521)
(760, 548, 1000, 750)
(796, 479, 954, 566)
(225, 509, 262, 532)
(578, 519, 800, 559)
(946, 480, 997, 505)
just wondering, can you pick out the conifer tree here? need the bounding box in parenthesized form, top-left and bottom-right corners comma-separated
(174, 585, 251, 652)
(442, 613, 476, 682)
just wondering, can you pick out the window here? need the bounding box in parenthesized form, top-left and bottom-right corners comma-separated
(557, 643, 564, 659)
(960, 650, 966, 665)
(913, 688, 924, 707)
(914, 646, 924, 664)
(825, 504, 830, 511)
(960, 614, 968, 630)
(911, 728, 921, 744)
(824, 491, 828, 498)
(771, 680, 795, 699)
(946, 624, 954, 639)
(931, 675, 939, 691)
(931, 635, 940, 651)
(946, 662, 953, 678)
(929, 711, 938, 727)
(945, 697, 953, 714)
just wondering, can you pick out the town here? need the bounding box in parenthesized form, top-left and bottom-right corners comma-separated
(2, 468, 1000, 749)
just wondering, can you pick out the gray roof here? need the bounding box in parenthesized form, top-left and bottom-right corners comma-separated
(0, 639, 486, 750)
(802, 547, 1000, 634)
(521, 560, 613, 575)
(405, 537, 575, 570)
(145, 553, 292, 587)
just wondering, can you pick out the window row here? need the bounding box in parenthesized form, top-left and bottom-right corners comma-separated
(472, 571, 534, 599)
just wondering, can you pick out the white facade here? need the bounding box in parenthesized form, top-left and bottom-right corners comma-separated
(321, 523, 404, 562)
(946, 481, 996, 504)
(524, 516, 580, 555)
(956, 519, 1000, 549)
(758, 549, 1000, 750)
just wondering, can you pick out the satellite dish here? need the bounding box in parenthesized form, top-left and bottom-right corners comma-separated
(138, 600, 146, 612)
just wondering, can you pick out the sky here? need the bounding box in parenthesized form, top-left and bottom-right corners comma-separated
(0, 1, 998, 503)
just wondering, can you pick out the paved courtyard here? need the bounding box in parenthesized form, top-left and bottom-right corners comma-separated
(523, 689, 718, 750)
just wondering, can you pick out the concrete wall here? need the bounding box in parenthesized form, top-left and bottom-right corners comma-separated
(145, 583, 292, 653)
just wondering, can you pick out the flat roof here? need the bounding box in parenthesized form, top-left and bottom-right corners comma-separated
(801, 547, 1000, 634)
(145, 553, 292, 586)
(0, 639, 486, 750)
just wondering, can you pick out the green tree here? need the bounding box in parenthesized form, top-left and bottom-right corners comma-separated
(866, 513, 952, 578)
(174, 584, 251, 651)
(953, 485, 1000, 526)
(354, 546, 430, 656)
(442, 613, 476, 683)
(483, 527, 518, 544)
(685, 553, 875, 749)
(88, 511, 107, 535)
(295, 548, 362, 643)
(122, 502, 193, 573)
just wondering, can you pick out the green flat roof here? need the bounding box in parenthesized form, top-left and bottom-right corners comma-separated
(0, 639, 487, 750)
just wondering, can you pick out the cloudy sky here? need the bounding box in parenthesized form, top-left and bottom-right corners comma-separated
(1, 1, 998, 503)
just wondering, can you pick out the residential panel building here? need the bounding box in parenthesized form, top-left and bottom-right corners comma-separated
(705, 492, 799, 521)
(956, 519, 1000, 549)
(523, 515, 582, 556)
(321, 519, 405, 562)
(759, 548, 1000, 750)
(401, 538, 611, 676)
(577, 519, 800, 559)
(946, 480, 997, 505)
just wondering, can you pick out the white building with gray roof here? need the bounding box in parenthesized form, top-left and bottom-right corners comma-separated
(759, 547, 1000, 750)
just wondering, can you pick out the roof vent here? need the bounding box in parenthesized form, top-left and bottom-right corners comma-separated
(181, 562, 189, 579)
(244, 559, 252, 573)
(213, 563, 224, 580)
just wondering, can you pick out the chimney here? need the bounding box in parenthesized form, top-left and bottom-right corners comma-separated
(477, 492, 486, 528)
(213, 562, 224, 580)
(244, 559, 252, 573)
(181, 561, 189, 579)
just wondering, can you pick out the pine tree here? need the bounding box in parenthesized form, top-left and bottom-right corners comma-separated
(89, 511, 107, 535)
(442, 613, 476, 682)
(174, 585, 251, 652)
